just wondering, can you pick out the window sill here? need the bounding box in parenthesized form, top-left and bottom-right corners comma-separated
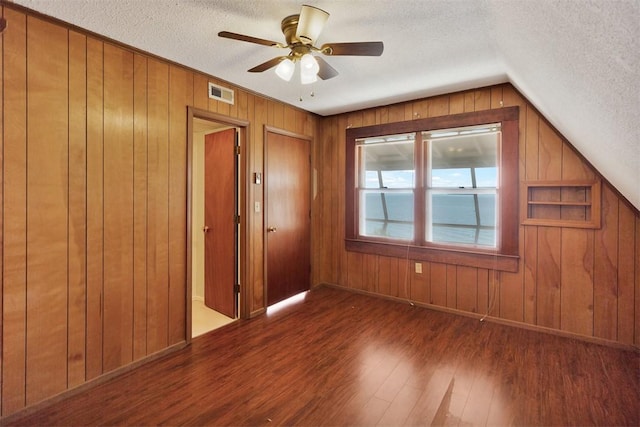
(345, 239, 519, 273)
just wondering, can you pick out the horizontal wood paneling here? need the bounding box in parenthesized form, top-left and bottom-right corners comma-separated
(0, 5, 317, 417)
(314, 83, 640, 350)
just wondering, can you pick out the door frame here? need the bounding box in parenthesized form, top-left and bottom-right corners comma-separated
(263, 125, 313, 308)
(186, 107, 250, 344)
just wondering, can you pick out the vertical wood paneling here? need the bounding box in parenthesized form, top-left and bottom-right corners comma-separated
(536, 227, 561, 328)
(315, 83, 638, 352)
(2, 7, 27, 415)
(1, 5, 322, 415)
(378, 256, 392, 295)
(593, 185, 619, 340)
(363, 255, 378, 293)
(560, 228, 594, 336)
(67, 30, 87, 388)
(430, 263, 447, 306)
(146, 58, 170, 353)
(410, 262, 430, 304)
(477, 269, 489, 315)
(523, 106, 539, 324)
(446, 265, 456, 308)
(132, 53, 148, 360)
(168, 66, 192, 344)
(498, 86, 525, 322)
(193, 74, 208, 110)
(86, 36, 104, 380)
(0, 4, 4, 413)
(252, 96, 266, 313)
(449, 93, 464, 114)
(26, 16, 69, 405)
(457, 266, 478, 313)
(102, 43, 134, 372)
(336, 115, 347, 287)
(618, 202, 636, 344)
(347, 252, 364, 290)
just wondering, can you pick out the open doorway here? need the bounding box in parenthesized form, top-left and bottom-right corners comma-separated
(188, 110, 248, 339)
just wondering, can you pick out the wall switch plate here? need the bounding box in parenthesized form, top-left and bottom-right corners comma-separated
(415, 262, 422, 274)
(254, 201, 261, 213)
(254, 172, 261, 185)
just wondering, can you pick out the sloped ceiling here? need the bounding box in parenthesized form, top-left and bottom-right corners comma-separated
(9, 0, 640, 209)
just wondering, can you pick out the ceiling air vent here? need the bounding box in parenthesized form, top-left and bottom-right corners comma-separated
(208, 82, 234, 105)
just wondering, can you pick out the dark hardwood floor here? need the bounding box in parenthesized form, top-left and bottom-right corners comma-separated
(5, 286, 639, 426)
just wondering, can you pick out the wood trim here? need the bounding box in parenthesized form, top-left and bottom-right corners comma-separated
(521, 179, 602, 228)
(345, 239, 519, 272)
(345, 107, 520, 269)
(186, 107, 250, 344)
(0, 341, 188, 423)
(319, 282, 639, 352)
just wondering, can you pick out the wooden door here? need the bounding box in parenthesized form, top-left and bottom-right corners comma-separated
(204, 128, 237, 318)
(266, 131, 311, 306)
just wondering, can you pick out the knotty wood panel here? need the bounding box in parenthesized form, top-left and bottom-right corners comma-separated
(102, 43, 134, 372)
(86, 37, 104, 381)
(68, 30, 88, 388)
(2, 7, 28, 415)
(25, 16, 69, 405)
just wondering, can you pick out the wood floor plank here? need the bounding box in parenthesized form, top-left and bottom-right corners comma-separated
(7, 286, 639, 426)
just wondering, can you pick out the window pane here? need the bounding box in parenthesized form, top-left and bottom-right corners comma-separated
(358, 138, 414, 189)
(360, 190, 413, 240)
(427, 192, 496, 247)
(427, 129, 498, 189)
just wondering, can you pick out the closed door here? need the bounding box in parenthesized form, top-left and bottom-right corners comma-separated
(204, 128, 237, 318)
(266, 131, 311, 306)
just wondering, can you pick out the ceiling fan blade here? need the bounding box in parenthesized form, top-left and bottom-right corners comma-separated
(248, 56, 287, 73)
(296, 4, 329, 45)
(218, 31, 284, 48)
(321, 41, 384, 56)
(316, 57, 339, 80)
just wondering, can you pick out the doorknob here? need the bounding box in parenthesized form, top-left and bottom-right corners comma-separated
(202, 226, 210, 233)
(267, 226, 277, 233)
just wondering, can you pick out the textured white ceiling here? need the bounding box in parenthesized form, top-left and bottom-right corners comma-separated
(10, 0, 640, 209)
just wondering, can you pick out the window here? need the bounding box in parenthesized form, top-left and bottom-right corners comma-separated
(346, 108, 519, 272)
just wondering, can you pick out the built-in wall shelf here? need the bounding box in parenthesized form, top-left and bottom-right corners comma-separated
(522, 180, 601, 228)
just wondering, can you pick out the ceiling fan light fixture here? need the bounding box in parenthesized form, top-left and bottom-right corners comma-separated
(275, 58, 295, 81)
(296, 5, 329, 44)
(300, 53, 320, 84)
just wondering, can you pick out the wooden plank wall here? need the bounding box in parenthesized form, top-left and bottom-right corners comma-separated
(312, 83, 640, 349)
(0, 6, 317, 417)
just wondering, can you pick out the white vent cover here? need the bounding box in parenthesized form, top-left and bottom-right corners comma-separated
(208, 82, 234, 105)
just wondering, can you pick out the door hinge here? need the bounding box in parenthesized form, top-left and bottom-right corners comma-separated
(235, 214, 240, 224)
(234, 146, 240, 155)
(234, 284, 240, 293)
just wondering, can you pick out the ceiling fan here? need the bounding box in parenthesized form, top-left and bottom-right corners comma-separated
(218, 4, 383, 83)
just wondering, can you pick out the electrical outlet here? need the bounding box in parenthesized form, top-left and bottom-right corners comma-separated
(415, 262, 422, 274)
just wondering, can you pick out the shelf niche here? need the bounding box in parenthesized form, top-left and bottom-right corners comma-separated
(521, 180, 601, 229)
